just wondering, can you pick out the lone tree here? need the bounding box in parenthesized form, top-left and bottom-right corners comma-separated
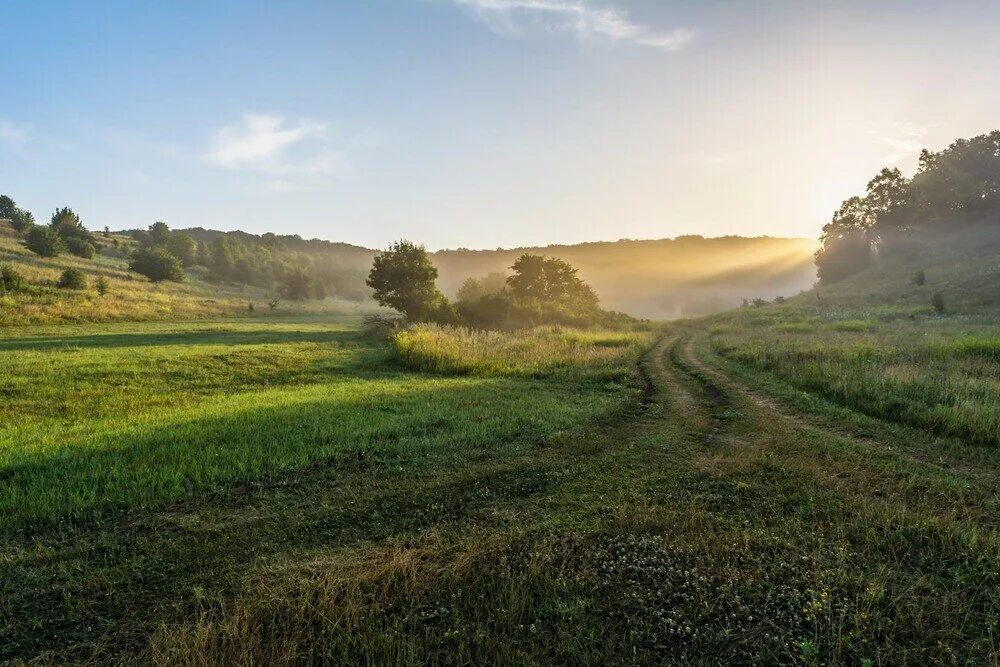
(26, 225, 65, 257)
(367, 240, 449, 322)
(507, 254, 599, 310)
(129, 247, 185, 282)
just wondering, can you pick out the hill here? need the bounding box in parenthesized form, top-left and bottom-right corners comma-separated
(795, 222, 1000, 314)
(431, 235, 818, 318)
(0, 224, 373, 326)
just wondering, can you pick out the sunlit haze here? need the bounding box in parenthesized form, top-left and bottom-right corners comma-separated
(3, 0, 999, 249)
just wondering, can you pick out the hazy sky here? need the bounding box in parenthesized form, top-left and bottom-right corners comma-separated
(3, 0, 1000, 249)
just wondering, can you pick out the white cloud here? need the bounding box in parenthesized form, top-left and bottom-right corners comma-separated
(205, 114, 342, 176)
(0, 120, 29, 145)
(878, 121, 926, 166)
(453, 0, 694, 51)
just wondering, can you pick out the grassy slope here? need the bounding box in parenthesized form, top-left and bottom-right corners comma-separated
(0, 229, 372, 326)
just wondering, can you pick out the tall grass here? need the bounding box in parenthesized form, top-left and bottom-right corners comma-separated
(709, 306, 1000, 446)
(392, 324, 650, 380)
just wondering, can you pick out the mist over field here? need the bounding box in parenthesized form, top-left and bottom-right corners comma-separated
(432, 236, 819, 318)
(4, 1, 1000, 664)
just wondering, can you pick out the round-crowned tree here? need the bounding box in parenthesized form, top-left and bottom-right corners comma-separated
(26, 225, 65, 257)
(129, 247, 185, 282)
(366, 240, 449, 322)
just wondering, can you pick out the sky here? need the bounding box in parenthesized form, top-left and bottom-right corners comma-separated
(3, 0, 1000, 250)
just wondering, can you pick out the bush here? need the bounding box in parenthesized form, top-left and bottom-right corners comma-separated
(0, 265, 26, 292)
(26, 225, 65, 257)
(912, 270, 926, 286)
(58, 268, 87, 290)
(96, 276, 109, 296)
(66, 237, 96, 259)
(932, 292, 946, 314)
(129, 247, 185, 282)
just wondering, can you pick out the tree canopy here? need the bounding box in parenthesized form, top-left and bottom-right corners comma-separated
(815, 130, 1000, 283)
(367, 240, 450, 322)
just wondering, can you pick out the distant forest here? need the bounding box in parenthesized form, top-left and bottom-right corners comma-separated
(126, 228, 817, 318)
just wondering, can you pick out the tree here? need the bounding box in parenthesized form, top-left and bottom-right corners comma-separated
(96, 276, 109, 296)
(26, 225, 65, 257)
(129, 247, 185, 282)
(815, 234, 872, 284)
(0, 265, 25, 293)
(507, 254, 599, 310)
(456, 271, 507, 304)
(10, 207, 34, 232)
(282, 267, 315, 300)
(50, 207, 89, 240)
(57, 268, 87, 290)
(0, 195, 35, 232)
(0, 195, 16, 220)
(66, 237, 96, 259)
(166, 233, 197, 266)
(366, 240, 449, 322)
(149, 221, 171, 246)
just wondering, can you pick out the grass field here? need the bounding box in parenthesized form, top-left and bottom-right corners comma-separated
(0, 234, 372, 325)
(3, 310, 999, 664)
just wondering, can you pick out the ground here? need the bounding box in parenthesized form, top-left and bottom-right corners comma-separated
(2, 311, 997, 664)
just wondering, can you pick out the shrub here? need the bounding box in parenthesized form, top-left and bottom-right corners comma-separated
(912, 270, 926, 286)
(932, 292, 946, 314)
(0, 264, 26, 292)
(58, 268, 87, 290)
(66, 237, 97, 259)
(129, 247, 185, 282)
(26, 225, 65, 257)
(96, 276, 109, 296)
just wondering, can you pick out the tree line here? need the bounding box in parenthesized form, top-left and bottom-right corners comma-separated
(816, 130, 1000, 283)
(367, 240, 631, 329)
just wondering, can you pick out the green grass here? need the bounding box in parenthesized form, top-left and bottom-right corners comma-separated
(707, 305, 1000, 446)
(0, 232, 375, 325)
(392, 324, 648, 379)
(3, 311, 1000, 664)
(0, 318, 637, 533)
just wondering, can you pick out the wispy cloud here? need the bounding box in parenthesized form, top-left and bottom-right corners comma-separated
(878, 121, 926, 166)
(205, 114, 342, 176)
(453, 0, 694, 51)
(0, 120, 29, 146)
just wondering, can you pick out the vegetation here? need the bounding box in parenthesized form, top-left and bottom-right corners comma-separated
(0, 194, 34, 231)
(816, 129, 1000, 283)
(0, 264, 25, 293)
(57, 267, 87, 290)
(129, 246, 186, 282)
(26, 225, 64, 257)
(367, 240, 452, 322)
(4, 313, 999, 664)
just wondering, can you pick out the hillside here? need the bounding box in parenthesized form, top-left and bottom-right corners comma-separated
(175, 229, 819, 319)
(431, 235, 818, 318)
(0, 225, 372, 326)
(797, 223, 1000, 314)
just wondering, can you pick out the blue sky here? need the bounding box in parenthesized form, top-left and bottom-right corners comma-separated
(3, 0, 1000, 249)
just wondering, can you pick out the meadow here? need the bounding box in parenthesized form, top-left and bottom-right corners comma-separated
(4, 312, 1000, 664)
(706, 305, 1000, 446)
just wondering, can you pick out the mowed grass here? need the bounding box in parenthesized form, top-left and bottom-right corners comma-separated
(0, 318, 641, 532)
(707, 305, 1000, 447)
